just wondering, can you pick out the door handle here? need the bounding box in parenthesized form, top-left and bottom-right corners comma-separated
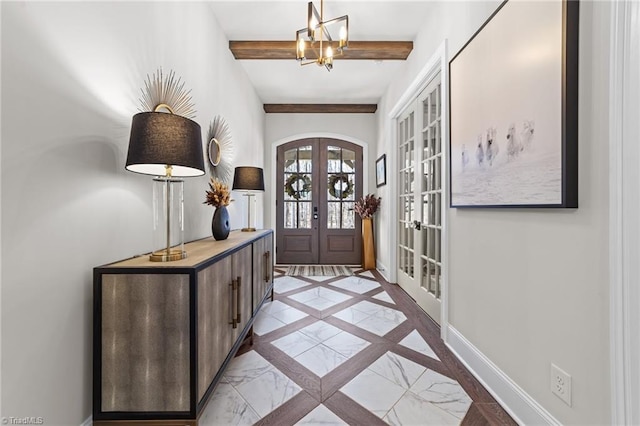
(313, 206, 318, 220)
(413, 220, 422, 230)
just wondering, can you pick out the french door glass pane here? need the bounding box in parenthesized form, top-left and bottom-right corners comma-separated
(299, 202, 312, 228)
(419, 81, 442, 298)
(284, 202, 296, 228)
(326, 146, 356, 229)
(283, 145, 313, 229)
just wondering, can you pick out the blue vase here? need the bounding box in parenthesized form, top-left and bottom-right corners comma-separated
(212, 206, 230, 240)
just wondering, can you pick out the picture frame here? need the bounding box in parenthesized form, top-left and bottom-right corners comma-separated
(376, 154, 387, 187)
(449, 0, 579, 208)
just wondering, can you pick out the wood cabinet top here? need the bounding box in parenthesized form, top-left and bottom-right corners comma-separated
(98, 229, 272, 270)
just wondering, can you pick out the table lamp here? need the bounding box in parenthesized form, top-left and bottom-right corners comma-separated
(126, 110, 205, 261)
(232, 166, 265, 232)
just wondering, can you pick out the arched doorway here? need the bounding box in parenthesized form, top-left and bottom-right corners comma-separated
(276, 138, 363, 264)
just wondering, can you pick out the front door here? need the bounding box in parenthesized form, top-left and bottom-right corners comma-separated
(276, 138, 363, 265)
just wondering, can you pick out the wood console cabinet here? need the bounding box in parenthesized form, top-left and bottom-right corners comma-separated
(93, 230, 274, 425)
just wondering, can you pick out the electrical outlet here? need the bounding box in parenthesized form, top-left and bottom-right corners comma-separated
(550, 363, 572, 406)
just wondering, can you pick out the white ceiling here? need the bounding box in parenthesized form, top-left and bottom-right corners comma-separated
(208, 1, 435, 105)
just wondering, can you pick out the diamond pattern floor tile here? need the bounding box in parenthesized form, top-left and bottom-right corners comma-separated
(269, 306, 308, 324)
(289, 287, 352, 310)
(260, 300, 293, 315)
(199, 382, 260, 426)
(329, 276, 380, 294)
(322, 331, 370, 358)
(271, 331, 319, 358)
(399, 330, 440, 360)
(332, 306, 371, 324)
(357, 270, 376, 279)
(298, 321, 343, 343)
(367, 352, 426, 389)
(234, 367, 302, 417)
(340, 369, 406, 418)
(223, 351, 273, 386)
(294, 344, 348, 377)
(384, 391, 460, 426)
(253, 310, 287, 336)
(274, 276, 312, 294)
(201, 267, 511, 426)
(305, 275, 335, 282)
(372, 291, 395, 304)
(409, 369, 472, 419)
(296, 404, 346, 425)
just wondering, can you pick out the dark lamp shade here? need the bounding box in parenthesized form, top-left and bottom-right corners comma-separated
(125, 112, 205, 177)
(232, 167, 265, 192)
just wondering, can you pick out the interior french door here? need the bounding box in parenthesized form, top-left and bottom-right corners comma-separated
(276, 138, 363, 265)
(397, 74, 444, 324)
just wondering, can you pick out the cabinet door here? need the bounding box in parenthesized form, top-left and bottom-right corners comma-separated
(252, 234, 274, 315)
(197, 255, 234, 403)
(231, 245, 253, 342)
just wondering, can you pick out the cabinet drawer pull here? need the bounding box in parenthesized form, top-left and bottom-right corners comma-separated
(236, 276, 242, 324)
(267, 251, 271, 282)
(264, 252, 269, 283)
(229, 280, 238, 329)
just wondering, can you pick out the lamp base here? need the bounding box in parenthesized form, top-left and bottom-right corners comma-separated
(150, 248, 187, 262)
(241, 227, 256, 232)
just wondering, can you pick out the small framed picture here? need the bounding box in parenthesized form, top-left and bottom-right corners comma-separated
(376, 154, 387, 187)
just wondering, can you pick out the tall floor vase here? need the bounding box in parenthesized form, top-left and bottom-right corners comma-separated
(362, 217, 376, 270)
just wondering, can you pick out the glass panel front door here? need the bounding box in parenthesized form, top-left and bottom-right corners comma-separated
(277, 138, 363, 265)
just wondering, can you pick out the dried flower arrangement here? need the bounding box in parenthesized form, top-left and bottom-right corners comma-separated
(204, 178, 231, 208)
(354, 194, 381, 219)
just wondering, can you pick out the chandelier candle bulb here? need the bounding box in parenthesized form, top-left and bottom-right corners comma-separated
(295, 0, 349, 71)
(339, 26, 347, 49)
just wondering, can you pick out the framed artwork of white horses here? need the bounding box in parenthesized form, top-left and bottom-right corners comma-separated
(449, 0, 579, 208)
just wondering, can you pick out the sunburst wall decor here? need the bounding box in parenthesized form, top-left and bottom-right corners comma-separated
(207, 115, 235, 183)
(139, 68, 196, 118)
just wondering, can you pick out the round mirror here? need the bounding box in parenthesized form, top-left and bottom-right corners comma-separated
(208, 138, 222, 167)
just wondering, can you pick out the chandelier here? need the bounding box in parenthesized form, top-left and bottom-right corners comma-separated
(295, 0, 349, 71)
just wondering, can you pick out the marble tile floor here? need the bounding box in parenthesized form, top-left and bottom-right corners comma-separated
(199, 267, 516, 426)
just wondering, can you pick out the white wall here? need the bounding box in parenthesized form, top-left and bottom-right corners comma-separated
(264, 113, 377, 232)
(375, 0, 501, 276)
(0, 2, 264, 424)
(377, 1, 610, 424)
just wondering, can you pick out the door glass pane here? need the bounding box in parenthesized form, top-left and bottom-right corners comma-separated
(283, 145, 313, 229)
(342, 202, 355, 229)
(284, 202, 297, 228)
(398, 111, 415, 278)
(299, 146, 313, 172)
(326, 146, 357, 229)
(342, 149, 355, 173)
(284, 149, 297, 172)
(420, 77, 442, 298)
(299, 202, 312, 229)
(327, 202, 340, 229)
(327, 146, 341, 172)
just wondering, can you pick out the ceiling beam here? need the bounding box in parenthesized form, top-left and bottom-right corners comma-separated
(230, 41, 413, 60)
(263, 104, 378, 114)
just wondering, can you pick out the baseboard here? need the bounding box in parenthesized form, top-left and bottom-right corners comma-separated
(446, 325, 560, 425)
(376, 260, 390, 282)
(80, 415, 92, 426)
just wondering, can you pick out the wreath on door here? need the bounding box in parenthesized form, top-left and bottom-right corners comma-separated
(328, 173, 354, 200)
(285, 173, 312, 200)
